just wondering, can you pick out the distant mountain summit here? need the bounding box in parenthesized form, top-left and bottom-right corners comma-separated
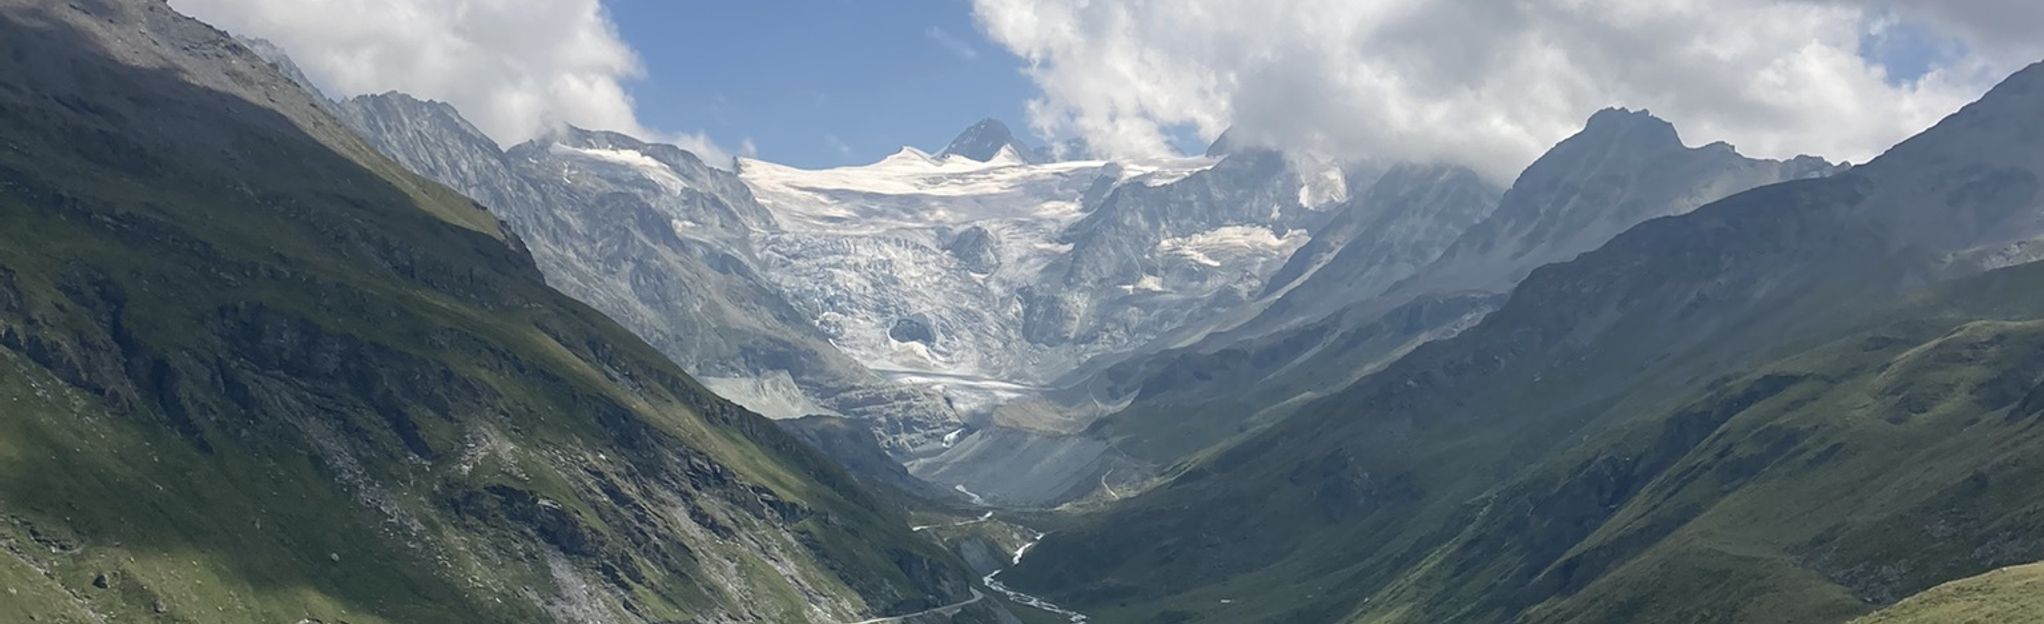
(938, 118, 1037, 163)
(1204, 128, 1241, 157)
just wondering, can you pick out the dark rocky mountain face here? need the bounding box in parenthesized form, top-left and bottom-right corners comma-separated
(1003, 62, 2044, 624)
(943, 225, 1004, 274)
(938, 118, 1036, 163)
(1204, 128, 1241, 158)
(1245, 107, 1840, 342)
(1402, 107, 1841, 298)
(1076, 108, 1844, 469)
(0, 1, 1009, 622)
(1020, 149, 1329, 352)
(1254, 162, 1503, 325)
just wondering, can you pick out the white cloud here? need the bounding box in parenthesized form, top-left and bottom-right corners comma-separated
(669, 131, 739, 168)
(973, 0, 2043, 181)
(171, 0, 742, 166)
(925, 25, 981, 61)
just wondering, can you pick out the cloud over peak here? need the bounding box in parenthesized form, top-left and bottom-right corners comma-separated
(974, 0, 2041, 181)
(171, 0, 741, 166)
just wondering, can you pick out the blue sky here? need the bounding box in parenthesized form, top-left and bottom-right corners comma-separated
(609, 0, 1036, 168)
(602, 0, 1968, 172)
(180, 0, 2029, 178)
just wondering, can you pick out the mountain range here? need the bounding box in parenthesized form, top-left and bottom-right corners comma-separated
(1002, 60, 2044, 623)
(303, 65, 1382, 504)
(301, 53, 1864, 516)
(1081, 107, 1842, 468)
(9, 1, 2044, 623)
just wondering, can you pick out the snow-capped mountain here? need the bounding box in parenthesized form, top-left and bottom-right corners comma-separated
(326, 92, 963, 453)
(322, 86, 1358, 459)
(737, 132, 1351, 419)
(937, 117, 1041, 163)
(310, 65, 1477, 500)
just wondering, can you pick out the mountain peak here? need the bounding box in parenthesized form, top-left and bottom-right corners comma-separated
(1205, 128, 1239, 157)
(881, 144, 937, 165)
(335, 91, 497, 151)
(1580, 107, 1682, 145)
(538, 124, 639, 149)
(1861, 60, 2044, 175)
(939, 118, 1036, 163)
(236, 36, 324, 99)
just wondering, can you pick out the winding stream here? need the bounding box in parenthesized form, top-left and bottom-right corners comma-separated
(980, 528, 1089, 623)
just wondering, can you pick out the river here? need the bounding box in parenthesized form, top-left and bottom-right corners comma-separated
(980, 528, 1089, 623)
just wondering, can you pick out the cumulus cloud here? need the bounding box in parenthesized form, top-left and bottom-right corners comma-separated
(170, 0, 742, 165)
(973, 0, 2043, 180)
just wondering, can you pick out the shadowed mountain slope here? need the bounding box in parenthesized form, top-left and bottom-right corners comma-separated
(0, 1, 1007, 622)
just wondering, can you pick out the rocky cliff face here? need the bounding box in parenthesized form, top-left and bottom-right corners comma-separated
(938, 118, 1038, 163)
(1022, 149, 1327, 351)
(1250, 162, 1503, 332)
(0, 2, 1006, 622)
(329, 92, 962, 453)
(1078, 109, 1844, 469)
(1390, 108, 1840, 300)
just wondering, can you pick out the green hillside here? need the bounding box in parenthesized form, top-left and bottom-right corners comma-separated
(0, 1, 999, 622)
(1851, 560, 2044, 624)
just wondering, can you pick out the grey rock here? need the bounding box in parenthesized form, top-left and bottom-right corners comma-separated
(938, 118, 1035, 163)
(889, 316, 936, 346)
(943, 226, 1002, 274)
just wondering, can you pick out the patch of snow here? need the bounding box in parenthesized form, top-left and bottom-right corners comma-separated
(1122, 274, 1169, 293)
(1298, 163, 1349, 208)
(1156, 225, 1309, 268)
(549, 144, 688, 194)
(985, 144, 1029, 167)
(878, 368, 1044, 416)
(699, 372, 836, 420)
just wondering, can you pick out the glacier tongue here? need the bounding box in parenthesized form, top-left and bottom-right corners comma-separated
(739, 149, 1248, 400)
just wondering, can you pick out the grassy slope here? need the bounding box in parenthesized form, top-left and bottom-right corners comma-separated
(1027, 238, 2044, 624)
(0, 2, 994, 622)
(1513, 264, 2044, 623)
(1851, 561, 2044, 624)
